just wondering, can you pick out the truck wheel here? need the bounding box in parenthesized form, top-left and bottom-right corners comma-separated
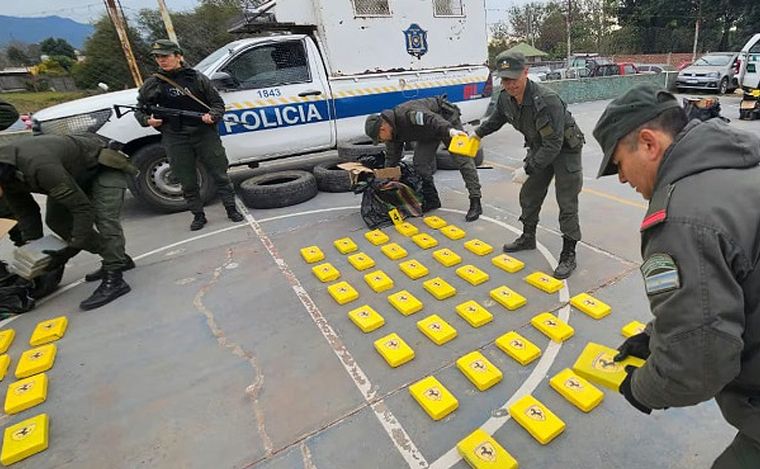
(127, 143, 214, 213)
(313, 162, 352, 192)
(435, 145, 484, 170)
(239, 170, 318, 209)
(337, 140, 386, 161)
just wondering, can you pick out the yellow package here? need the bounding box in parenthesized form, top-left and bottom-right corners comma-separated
(524, 271, 564, 294)
(448, 134, 480, 157)
(549, 368, 604, 413)
(312, 262, 340, 283)
(299, 245, 325, 264)
(489, 286, 527, 311)
(456, 300, 493, 327)
(381, 242, 407, 260)
(491, 254, 525, 274)
(508, 394, 565, 445)
(409, 376, 459, 420)
(399, 259, 429, 280)
(333, 237, 358, 254)
(456, 264, 490, 286)
(388, 290, 424, 316)
(365, 229, 390, 246)
(374, 333, 415, 368)
(424, 216, 448, 229)
(570, 293, 612, 320)
(456, 351, 503, 391)
(423, 277, 457, 300)
(348, 252, 376, 271)
(432, 248, 462, 267)
(416, 314, 457, 345)
(464, 239, 494, 256)
(621, 320, 647, 338)
(531, 312, 574, 343)
(327, 281, 359, 305)
(495, 331, 541, 366)
(347, 305, 385, 333)
(571, 342, 646, 391)
(364, 269, 394, 293)
(457, 428, 518, 469)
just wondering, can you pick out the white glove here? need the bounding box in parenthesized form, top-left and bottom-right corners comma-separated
(512, 167, 528, 184)
(449, 128, 467, 138)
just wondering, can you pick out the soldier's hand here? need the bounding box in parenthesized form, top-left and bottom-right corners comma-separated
(523, 159, 537, 175)
(614, 332, 651, 361)
(618, 365, 652, 414)
(42, 247, 81, 272)
(468, 131, 481, 140)
(202, 113, 215, 125)
(448, 128, 467, 138)
(147, 116, 163, 128)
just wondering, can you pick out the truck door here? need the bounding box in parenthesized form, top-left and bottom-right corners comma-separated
(217, 38, 333, 161)
(740, 34, 760, 90)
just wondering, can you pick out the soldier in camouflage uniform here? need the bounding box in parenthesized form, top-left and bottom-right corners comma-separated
(365, 96, 483, 222)
(473, 51, 585, 279)
(0, 133, 136, 310)
(135, 39, 244, 231)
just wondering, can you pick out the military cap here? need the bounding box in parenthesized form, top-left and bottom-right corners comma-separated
(365, 114, 383, 144)
(496, 52, 527, 79)
(593, 84, 681, 177)
(150, 39, 182, 56)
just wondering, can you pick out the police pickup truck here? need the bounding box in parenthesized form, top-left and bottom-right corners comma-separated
(31, 0, 493, 211)
(738, 33, 760, 120)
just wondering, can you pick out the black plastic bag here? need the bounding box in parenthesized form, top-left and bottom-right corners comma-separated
(683, 97, 729, 122)
(358, 161, 423, 229)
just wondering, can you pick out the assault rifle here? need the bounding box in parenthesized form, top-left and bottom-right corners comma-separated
(113, 104, 234, 123)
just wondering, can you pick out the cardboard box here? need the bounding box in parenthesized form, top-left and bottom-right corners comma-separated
(337, 162, 401, 185)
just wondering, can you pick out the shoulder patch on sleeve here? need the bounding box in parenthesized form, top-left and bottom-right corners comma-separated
(641, 253, 681, 295)
(408, 111, 425, 126)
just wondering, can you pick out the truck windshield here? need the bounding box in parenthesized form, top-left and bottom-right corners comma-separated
(194, 45, 234, 74)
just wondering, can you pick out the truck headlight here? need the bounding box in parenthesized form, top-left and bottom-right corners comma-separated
(35, 108, 112, 136)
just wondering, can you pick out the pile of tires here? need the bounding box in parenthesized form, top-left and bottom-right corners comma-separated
(239, 170, 318, 209)
(337, 139, 385, 162)
(312, 162, 353, 193)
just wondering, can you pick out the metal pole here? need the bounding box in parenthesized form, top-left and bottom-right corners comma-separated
(691, 7, 700, 62)
(157, 0, 179, 45)
(566, 0, 572, 63)
(103, 0, 143, 87)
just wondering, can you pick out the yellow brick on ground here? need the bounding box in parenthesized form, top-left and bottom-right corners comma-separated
(432, 248, 462, 267)
(570, 293, 612, 319)
(440, 225, 466, 240)
(412, 233, 439, 250)
(491, 254, 525, 274)
(416, 315, 457, 345)
(509, 395, 566, 445)
(299, 245, 325, 264)
(29, 317, 68, 347)
(395, 222, 419, 237)
(333, 237, 358, 254)
(388, 290, 424, 316)
(489, 286, 527, 311)
(381, 243, 408, 260)
(0, 330, 15, 355)
(15, 344, 56, 379)
(4, 373, 48, 415)
(348, 252, 376, 271)
(423, 216, 448, 229)
(365, 229, 390, 246)
(524, 271, 564, 294)
(364, 270, 394, 293)
(621, 320, 647, 338)
(572, 342, 646, 391)
(347, 305, 385, 333)
(409, 376, 458, 420)
(312, 262, 340, 283)
(456, 265, 490, 286)
(456, 300, 493, 328)
(399, 259, 429, 280)
(0, 413, 49, 466)
(456, 351, 503, 391)
(374, 333, 415, 367)
(549, 368, 604, 413)
(495, 331, 541, 366)
(0, 355, 10, 382)
(327, 281, 359, 305)
(457, 428, 519, 469)
(464, 239, 494, 256)
(531, 313, 574, 343)
(422, 277, 457, 300)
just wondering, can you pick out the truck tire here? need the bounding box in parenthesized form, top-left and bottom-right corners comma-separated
(337, 140, 385, 161)
(127, 142, 215, 213)
(239, 170, 318, 209)
(313, 162, 352, 192)
(435, 145, 484, 170)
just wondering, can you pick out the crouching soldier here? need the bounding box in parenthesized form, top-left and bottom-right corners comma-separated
(0, 133, 136, 310)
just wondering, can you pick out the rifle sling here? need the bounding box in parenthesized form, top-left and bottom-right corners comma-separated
(153, 73, 212, 112)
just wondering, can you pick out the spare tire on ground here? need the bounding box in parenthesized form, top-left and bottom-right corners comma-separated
(337, 140, 386, 161)
(435, 145, 484, 170)
(239, 170, 318, 209)
(313, 162, 352, 192)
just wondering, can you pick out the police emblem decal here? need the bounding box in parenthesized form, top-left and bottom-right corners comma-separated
(404, 24, 429, 58)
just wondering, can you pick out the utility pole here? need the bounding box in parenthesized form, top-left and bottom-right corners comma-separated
(157, 0, 179, 45)
(103, 0, 142, 87)
(566, 0, 572, 63)
(691, 0, 701, 62)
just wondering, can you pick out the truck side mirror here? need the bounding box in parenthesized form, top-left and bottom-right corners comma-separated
(211, 71, 238, 90)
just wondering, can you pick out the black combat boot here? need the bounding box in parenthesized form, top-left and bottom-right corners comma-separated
(503, 225, 537, 252)
(190, 212, 207, 231)
(553, 236, 577, 279)
(85, 255, 136, 282)
(465, 197, 482, 222)
(80, 270, 131, 310)
(225, 204, 245, 222)
(421, 180, 441, 213)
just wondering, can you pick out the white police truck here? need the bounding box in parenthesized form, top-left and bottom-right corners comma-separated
(738, 33, 760, 120)
(31, 0, 493, 211)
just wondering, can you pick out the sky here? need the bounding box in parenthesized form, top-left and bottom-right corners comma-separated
(1, 0, 517, 25)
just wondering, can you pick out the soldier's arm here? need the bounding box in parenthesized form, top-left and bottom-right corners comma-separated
(384, 141, 404, 167)
(406, 110, 452, 140)
(2, 187, 43, 241)
(0, 99, 19, 131)
(197, 73, 225, 121)
(35, 166, 101, 252)
(631, 220, 745, 409)
(134, 78, 160, 127)
(530, 95, 565, 168)
(474, 94, 508, 138)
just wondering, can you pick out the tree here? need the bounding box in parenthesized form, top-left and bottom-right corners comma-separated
(40, 38, 76, 59)
(6, 45, 32, 66)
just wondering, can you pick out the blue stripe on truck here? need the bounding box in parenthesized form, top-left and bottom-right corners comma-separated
(219, 81, 486, 136)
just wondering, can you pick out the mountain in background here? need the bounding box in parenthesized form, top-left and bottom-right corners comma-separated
(0, 15, 94, 49)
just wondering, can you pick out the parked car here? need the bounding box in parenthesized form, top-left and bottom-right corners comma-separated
(676, 52, 740, 94)
(527, 65, 552, 82)
(589, 62, 639, 77)
(636, 64, 678, 74)
(564, 54, 613, 78)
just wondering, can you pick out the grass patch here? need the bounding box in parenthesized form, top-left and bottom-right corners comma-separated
(2, 91, 91, 114)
